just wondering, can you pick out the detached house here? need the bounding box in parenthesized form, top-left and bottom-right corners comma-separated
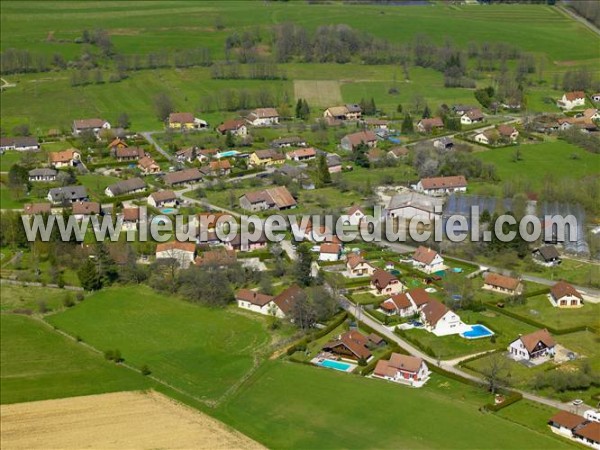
(532, 245, 561, 267)
(47, 185, 88, 204)
(155, 241, 197, 268)
(386, 192, 443, 222)
(411, 246, 445, 274)
(416, 117, 444, 133)
(319, 243, 342, 262)
(115, 146, 145, 162)
(236, 289, 277, 316)
(460, 108, 484, 125)
(340, 130, 377, 151)
(373, 353, 430, 387)
(23, 203, 52, 215)
(415, 175, 467, 196)
(322, 330, 372, 362)
(0, 136, 40, 152)
(557, 91, 586, 111)
(548, 411, 600, 449)
(271, 136, 307, 148)
(108, 138, 128, 154)
(287, 147, 316, 162)
(148, 190, 178, 208)
(105, 178, 146, 197)
(239, 186, 296, 212)
(121, 207, 141, 231)
(379, 287, 433, 318)
(370, 269, 404, 296)
(48, 149, 80, 168)
(249, 149, 285, 167)
(323, 104, 362, 121)
(138, 156, 160, 175)
(217, 119, 248, 137)
(549, 281, 584, 308)
(72, 118, 110, 136)
(246, 108, 279, 126)
(342, 205, 366, 227)
(168, 112, 206, 130)
(72, 201, 100, 220)
(208, 160, 232, 176)
(163, 168, 203, 187)
(483, 272, 523, 296)
(508, 328, 556, 361)
(28, 168, 57, 182)
(345, 254, 376, 277)
(419, 299, 462, 336)
(270, 285, 305, 319)
(497, 124, 519, 142)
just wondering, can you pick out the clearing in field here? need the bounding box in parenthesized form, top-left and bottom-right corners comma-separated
(294, 80, 342, 107)
(0, 390, 265, 450)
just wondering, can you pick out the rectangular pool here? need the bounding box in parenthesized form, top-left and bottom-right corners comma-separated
(461, 324, 494, 340)
(318, 359, 353, 372)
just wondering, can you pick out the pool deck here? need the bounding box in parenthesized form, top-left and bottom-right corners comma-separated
(310, 355, 357, 373)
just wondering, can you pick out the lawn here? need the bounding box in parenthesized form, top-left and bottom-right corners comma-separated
(213, 360, 572, 449)
(45, 285, 272, 402)
(0, 151, 25, 172)
(1, 314, 148, 404)
(0, 284, 73, 312)
(0, 183, 27, 209)
(78, 173, 122, 200)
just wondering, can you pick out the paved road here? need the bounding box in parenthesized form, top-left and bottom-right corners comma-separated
(141, 131, 175, 162)
(175, 186, 241, 217)
(339, 296, 585, 412)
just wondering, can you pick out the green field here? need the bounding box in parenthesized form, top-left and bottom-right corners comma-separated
(213, 360, 572, 449)
(0, 284, 72, 312)
(1, 314, 149, 404)
(78, 173, 123, 199)
(46, 285, 272, 403)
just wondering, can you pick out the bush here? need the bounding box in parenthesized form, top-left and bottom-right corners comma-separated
(37, 301, 49, 314)
(141, 364, 152, 376)
(76, 292, 84, 302)
(62, 293, 75, 308)
(104, 349, 124, 363)
(482, 392, 523, 412)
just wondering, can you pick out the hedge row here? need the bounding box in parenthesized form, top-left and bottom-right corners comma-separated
(482, 391, 523, 412)
(394, 328, 437, 357)
(484, 303, 596, 335)
(286, 312, 348, 356)
(524, 287, 551, 298)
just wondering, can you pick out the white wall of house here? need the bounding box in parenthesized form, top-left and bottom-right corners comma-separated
(388, 206, 438, 222)
(346, 262, 376, 277)
(423, 310, 462, 336)
(372, 281, 404, 296)
(155, 249, 195, 268)
(237, 300, 284, 318)
(249, 117, 279, 126)
(319, 252, 340, 262)
(549, 294, 583, 308)
(413, 254, 445, 274)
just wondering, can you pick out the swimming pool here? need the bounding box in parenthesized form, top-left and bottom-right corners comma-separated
(318, 359, 352, 372)
(216, 150, 239, 158)
(160, 208, 177, 214)
(461, 324, 494, 339)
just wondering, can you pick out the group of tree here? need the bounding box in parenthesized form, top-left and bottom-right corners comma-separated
(569, 0, 600, 28)
(351, 142, 371, 168)
(412, 146, 497, 181)
(77, 243, 119, 291)
(198, 86, 289, 113)
(295, 98, 310, 120)
(211, 61, 286, 80)
(359, 98, 377, 116)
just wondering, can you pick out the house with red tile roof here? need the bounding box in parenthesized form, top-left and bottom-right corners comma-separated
(345, 254, 376, 277)
(549, 281, 583, 308)
(370, 268, 404, 296)
(246, 108, 279, 126)
(340, 130, 377, 151)
(373, 353, 430, 387)
(235, 289, 277, 316)
(217, 119, 247, 136)
(411, 246, 445, 274)
(155, 241, 197, 269)
(319, 243, 342, 262)
(508, 328, 556, 361)
(322, 330, 372, 362)
(419, 299, 462, 336)
(483, 272, 523, 295)
(379, 288, 433, 317)
(416, 175, 467, 197)
(416, 117, 444, 133)
(557, 91, 586, 111)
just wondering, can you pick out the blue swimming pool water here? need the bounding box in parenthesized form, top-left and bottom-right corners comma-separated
(318, 359, 352, 371)
(160, 208, 176, 214)
(217, 150, 239, 158)
(461, 324, 494, 339)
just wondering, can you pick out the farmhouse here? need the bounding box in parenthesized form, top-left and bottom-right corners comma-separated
(532, 245, 561, 267)
(557, 91, 586, 110)
(340, 130, 377, 151)
(508, 328, 556, 361)
(460, 109, 484, 125)
(155, 241, 196, 268)
(452, 105, 478, 116)
(346, 254, 376, 277)
(341, 205, 366, 227)
(373, 353, 430, 387)
(148, 190, 178, 208)
(249, 149, 285, 167)
(326, 153, 342, 173)
(239, 186, 296, 212)
(23, 203, 52, 215)
(324, 104, 362, 121)
(72, 201, 100, 220)
(138, 156, 160, 175)
(246, 108, 279, 126)
(164, 168, 203, 186)
(432, 137, 454, 151)
(48, 149, 80, 168)
(47, 185, 88, 204)
(105, 178, 146, 197)
(419, 299, 462, 336)
(549, 281, 584, 308)
(72, 118, 110, 136)
(411, 246, 445, 274)
(114, 146, 145, 162)
(28, 168, 57, 182)
(323, 330, 372, 361)
(271, 136, 307, 148)
(497, 124, 519, 142)
(217, 119, 248, 136)
(168, 112, 205, 130)
(287, 147, 316, 161)
(415, 175, 467, 196)
(0, 136, 40, 151)
(370, 269, 404, 296)
(386, 192, 443, 222)
(235, 289, 277, 316)
(483, 272, 523, 295)
(319, 243, 342, 262)
(416, 117, 444, 133)
(209, 159, 232, 176)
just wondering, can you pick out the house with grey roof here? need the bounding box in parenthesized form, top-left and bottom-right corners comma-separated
(104, 178, 146, 197)
(29, 168, 57, 182)
(47, 185, 88, 204)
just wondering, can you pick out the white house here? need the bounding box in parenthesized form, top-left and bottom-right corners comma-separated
(345, 254, 376, 277)
(379, 288, 433, 318)
(460, 108, 484, 125)
(217, 119, 248, 137)
(148, 190, 178, 208)
(104, 178, 146, 198)
(415, 176, 467, 197)
(370, 269, 404, 296)
(72, 118, 111, 136)
(548, 412, 600, 450)
(508, 328, 556, 361)
(319, 243, 342, 262)
(411, 246, 445, 274)
(342, 205, 366, 227)
(236, 289, 278, 316)
(557, 91, 586, 111)
(0, 136, 40, 151)
(286, 147, 316, 162)
(419, 299, 462, 336)
(28, 168, 57, 182)
(373, 353, 430, 387)
(549, 281, 584, 308)
(48, 149, 80, 168)
(497, 124, 520, 142)
(155, 241, 196, 269)
(483, 272, 523, 296)
(386, 192, 443, 223)
(246, 108, 279, 126)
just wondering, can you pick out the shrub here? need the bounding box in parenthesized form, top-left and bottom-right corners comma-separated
(37, 301, 49, 314)
(141, 365, 152, 376)
(482, 392, 523, 412)
(76, 292, 84, 302)
(62, 293, 75, 308)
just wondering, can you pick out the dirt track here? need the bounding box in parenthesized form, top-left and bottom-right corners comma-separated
(1, 391, 265, 450)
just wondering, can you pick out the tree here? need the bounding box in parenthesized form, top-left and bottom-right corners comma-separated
(12, 123, 30, 136)
(154, 92, 174, 122)
(78, 259, 102, 291)
(482, 353, 510, 395)
(225, 130, 235, 148)
(396, 104, 403, 113)
(8, 164, 30, 193)
(94, 242, 118, 286)
(422, 105, 431, 119)
(116, 112, 130, 129)
(401, 114, 414, 134)
(352, 142, 370, 168)
(178, 266, 234, 306)
(295, 98, 303, 119)
(315, 153, 331, 188)
(294, 242, 313, 287)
